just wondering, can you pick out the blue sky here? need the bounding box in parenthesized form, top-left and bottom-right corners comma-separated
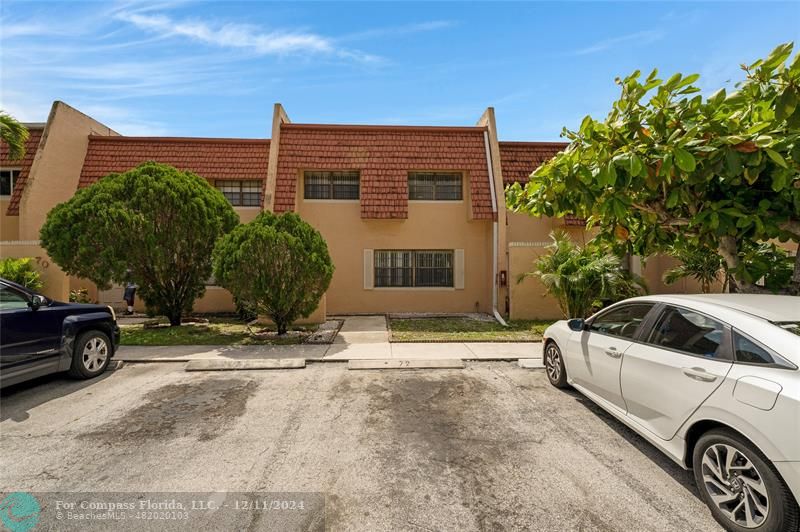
(2, 1, 799, 140)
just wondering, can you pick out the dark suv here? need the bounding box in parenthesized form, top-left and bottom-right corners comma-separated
(0, 278, 121, 388)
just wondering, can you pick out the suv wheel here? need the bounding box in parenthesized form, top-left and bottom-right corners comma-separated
(544, 341, 569, 388)
(693, 429, 799, 532)
(68, 330, 111, 379)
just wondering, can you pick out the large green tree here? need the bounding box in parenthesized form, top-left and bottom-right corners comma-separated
(213, 212, 334, 335)
(507, 42, 800, 293)
(0, 110, 29, 160)
(41, 162, 239, 325)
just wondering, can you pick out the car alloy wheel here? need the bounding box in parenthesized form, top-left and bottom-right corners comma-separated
(545, 344, 561, 383)
(82, 337, 109, 373)
(701, 443, 769, 528)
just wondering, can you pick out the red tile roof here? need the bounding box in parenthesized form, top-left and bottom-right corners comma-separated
(498, 141, 568, 186)
(3, 127, 45, 215)
(79, 136, 270, 188)
(274, 124, 494, 219)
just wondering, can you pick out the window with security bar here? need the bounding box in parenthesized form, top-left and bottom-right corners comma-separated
(304, 171, 360, 200)
(0, 169, 21, 196)
(408, 172, 463, 201)
(215, 180, 262, 206)
(374, 250, 454, 288)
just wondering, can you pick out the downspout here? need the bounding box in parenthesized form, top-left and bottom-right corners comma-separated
(483, 130, 508, 327)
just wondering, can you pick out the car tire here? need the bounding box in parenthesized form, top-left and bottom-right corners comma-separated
(693, 428, 799, 532)
(543, 341, 569, 389)
(68, 330, 111, 379)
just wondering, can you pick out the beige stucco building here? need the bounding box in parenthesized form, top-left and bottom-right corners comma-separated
(0, 101, 709, 322)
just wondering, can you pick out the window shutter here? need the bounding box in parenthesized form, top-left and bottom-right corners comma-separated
(454, 249, 465, 289)
(363, 249, 374, 289)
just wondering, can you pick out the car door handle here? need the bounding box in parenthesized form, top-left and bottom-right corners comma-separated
(604, 347, 622, 358)
(682, 367, 717, 383)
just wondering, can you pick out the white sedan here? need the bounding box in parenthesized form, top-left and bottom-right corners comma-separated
(542, 294, 800, 532)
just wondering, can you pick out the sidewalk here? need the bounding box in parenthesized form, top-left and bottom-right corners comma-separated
(115, 315, 544, 365)
(116, 342, 543, 362)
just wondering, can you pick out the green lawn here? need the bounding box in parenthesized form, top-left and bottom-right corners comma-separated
(389, 317, 552, 342)
(120, 317, 307, 346)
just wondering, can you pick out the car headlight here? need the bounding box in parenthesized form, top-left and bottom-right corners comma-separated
(107, 305, 117, 322)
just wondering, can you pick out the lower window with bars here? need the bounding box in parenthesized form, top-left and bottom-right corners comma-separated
(374, 250, 454, 288)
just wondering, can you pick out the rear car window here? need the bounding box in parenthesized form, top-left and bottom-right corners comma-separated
(647, 306, 726, 359)
(733, 331, 774, 365)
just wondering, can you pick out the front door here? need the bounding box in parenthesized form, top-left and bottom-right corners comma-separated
(620, 305, 733, 440)
(565, 303, 656, 412)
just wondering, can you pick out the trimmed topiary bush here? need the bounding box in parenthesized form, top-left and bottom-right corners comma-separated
(40, 162, 239, 325)
(213, 212, 334, 335)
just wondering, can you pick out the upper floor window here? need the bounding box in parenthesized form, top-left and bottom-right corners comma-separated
(0, 169, 21, 196)
(215, 180, 261, 206)
(304, 171, 360, 200)
(408, 172, 463, 201)
(374, 250, 454, 288)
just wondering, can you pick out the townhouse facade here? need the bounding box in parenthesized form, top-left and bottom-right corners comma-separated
(0, 101, 706, 321)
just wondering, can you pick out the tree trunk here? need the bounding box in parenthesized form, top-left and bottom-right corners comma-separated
(717, 236, 742, 293)
(276, 321, 288, 335)
(168, 313, 182, 326)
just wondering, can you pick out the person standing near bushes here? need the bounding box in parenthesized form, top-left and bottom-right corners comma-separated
(123, 279, 137, 315)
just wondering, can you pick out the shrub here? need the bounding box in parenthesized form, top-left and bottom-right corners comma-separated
(69, 288, 92, 303)
(40, 162, 239, 325)
(213, 212, 334, 334)
(234, 296, 258, 322)
(527, 231, 645, 319)
(0, 257, 44, 291)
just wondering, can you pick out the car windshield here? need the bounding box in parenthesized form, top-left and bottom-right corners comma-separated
(774, 321, 800, 336)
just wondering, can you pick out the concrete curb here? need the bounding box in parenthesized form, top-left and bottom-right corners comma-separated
(348, 359, 466, 370)
(185, 359, 306, 371)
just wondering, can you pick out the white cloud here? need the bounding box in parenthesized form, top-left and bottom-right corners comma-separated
(116, 11, 336, 56)
(572, 30, 664, 56)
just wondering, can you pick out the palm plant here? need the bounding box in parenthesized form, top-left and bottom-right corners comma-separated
(0, 110, 29, 160)
(662, 243, 727, 293)
(526, 231, 645, 319)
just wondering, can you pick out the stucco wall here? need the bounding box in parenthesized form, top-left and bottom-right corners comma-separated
(506, 211, 591, 319)
(0, 198, 19, 240)
(508, 244, 566, 320)
(640, 254, 722, 294)
(297, 197, 493, 314)
(0, 242, 69, 301)
(18, 102, 116, 240)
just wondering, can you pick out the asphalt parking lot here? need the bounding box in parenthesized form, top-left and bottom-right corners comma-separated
(0, 362, 722, 531)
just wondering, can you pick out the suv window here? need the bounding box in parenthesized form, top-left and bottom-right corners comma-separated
(0, 285, 30, 310)
(589, 303, 654, 339)
(733, 331, 774, 365)
(647, 306, 726, 358)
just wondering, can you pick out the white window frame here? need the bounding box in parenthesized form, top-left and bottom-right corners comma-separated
(0, 168, 21, 197)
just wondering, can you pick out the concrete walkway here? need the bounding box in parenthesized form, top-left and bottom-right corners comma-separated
(116, 315, 543, 365)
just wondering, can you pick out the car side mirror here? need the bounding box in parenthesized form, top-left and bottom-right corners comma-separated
(29, 295, 46, 311)
(567, 318, 585, 332)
